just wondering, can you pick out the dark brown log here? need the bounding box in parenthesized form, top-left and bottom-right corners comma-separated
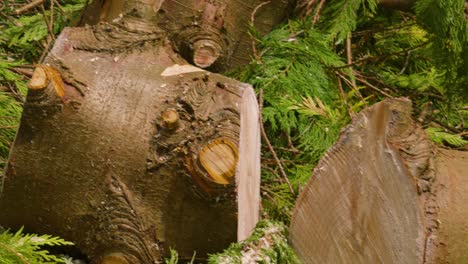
(289, 98, 468, 264)
(0, 15, 260, 263)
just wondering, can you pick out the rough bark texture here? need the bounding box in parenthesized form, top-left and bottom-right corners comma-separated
(289, 98, 468, 264)
(80, 0, 295, 71)
(0, 15, 260, 263)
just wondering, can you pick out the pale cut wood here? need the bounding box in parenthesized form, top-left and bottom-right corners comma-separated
(237, 84, 261, 241)
(428, 149, 468, 263)
(290, 98, 437, 264)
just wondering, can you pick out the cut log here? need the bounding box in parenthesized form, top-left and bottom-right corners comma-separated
(290, 98, 468, 263)
(0, 16, 260, 263)
(79, 0, 294, 71)
(429, 148, 468, 263)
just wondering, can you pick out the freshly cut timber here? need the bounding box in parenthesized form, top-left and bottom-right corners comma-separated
(80, 0, 294, 71)
(290, 98, 468, 263)
(0, 16, 260, 263)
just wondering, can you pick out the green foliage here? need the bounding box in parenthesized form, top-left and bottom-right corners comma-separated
(165, 248, 179, 264)
(414, 0, 468, 98)
(0, 227, 73, 264)
(0, 62, 26, 174)
(0, 0, 87, 60)
(232, 0, 467, 224)
(208, 220, 301, 264)
(319, 0, 378, 41)
(237, 19, 356, 221)
(426, 127, 468, 147)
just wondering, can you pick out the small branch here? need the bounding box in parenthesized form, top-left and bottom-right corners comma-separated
(399, 50, 411, 74)
(260, 186, 281, 208)
(250, 1, 270, 62)
(261, 158, 299, 165)
(261, 165, 284, 183)
(11, 67, 33, 77)
(345, 32, 359, 93)
(285, 133, 300, 154)
(336, 75, 355, 117)
(39, 3, 55, 41)
(335, 70, 363, 100)
(431, 120, 462, 134)
(312, 0, 326, 25)
(355, 75, 393, 98)
(50, 0, 55, 38)
(0, 241, 29, 264)
(15, 0, 45, 14)
(258, 89, 295, 195)
(330, 42, 429, 70)
(297, 0, 317, 18)
(52, 0, 65, 14)
(38, 35, 53, 63)
(346, 32, 353, 66)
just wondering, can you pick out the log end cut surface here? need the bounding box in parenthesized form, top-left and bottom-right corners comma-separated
(290, 98, 429, 264)
(430, 149, 468, 263)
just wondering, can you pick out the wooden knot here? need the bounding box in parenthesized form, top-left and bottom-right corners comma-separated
(28, 66, 48, 90)
(198, 138, 238, 185)
(193, 39, 221, 68)
(161, 108, 179, 130)
(28, 64, 65, 97)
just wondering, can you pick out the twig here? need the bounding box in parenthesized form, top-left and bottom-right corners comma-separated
(355, 75, 393, 98)
(5, 83, 25, 103)
(285, 133, 300, 153)
(336, 75, 355, 117)
(15, 0, 45, 14)
(352, 22, 416, 37)
(50, 0, 55, 38)
(260, 186, 281, 208)
(52, 0, 65, 13)
(11, 67, 33, 77)
(399, 50, 411, 74)
(345, 32, 358, 92)
(261, 158, 299, 165)
(330, 41, 429, 70)
(261, 165, 284, 183)
(431, 119, 461, 134)
(250, 1, 270, 62)
(335, 70, 363, 99)
(297, 0, 317, 18)
(355, 72, 398, 93)
(39, 2, 55, 41)
(312, 0, 326, 25)
(0, 242, 29, 264)
(38, 35, 52, 63)
(258, 88, 295, 195)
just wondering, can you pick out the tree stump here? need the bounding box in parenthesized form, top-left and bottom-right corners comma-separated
(289, 98, 468, 263)
(0, 17, 260, 263)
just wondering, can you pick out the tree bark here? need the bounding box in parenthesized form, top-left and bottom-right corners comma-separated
(81, 0, 294, 71)
(289, 98, 468, 264)
(0, 3, 269, 262)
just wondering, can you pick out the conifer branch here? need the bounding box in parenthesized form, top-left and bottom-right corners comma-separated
(15, 0, 45, 14)
(0, 241, 29, 264)
(258, 88, 295, 195)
